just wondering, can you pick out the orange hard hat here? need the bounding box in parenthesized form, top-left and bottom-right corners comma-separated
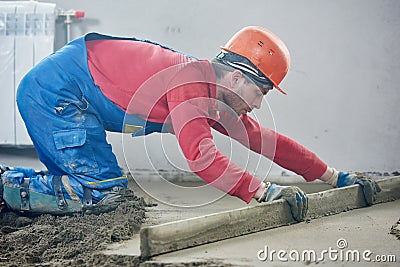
(221, 26, 290, 95)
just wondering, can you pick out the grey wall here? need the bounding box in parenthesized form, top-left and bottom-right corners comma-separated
(40, 0, 400, 175)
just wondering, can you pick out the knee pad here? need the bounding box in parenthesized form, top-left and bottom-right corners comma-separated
(1, 170, 83, 215)
(3, 184, 83, 215)
(1, 170, 127, 215)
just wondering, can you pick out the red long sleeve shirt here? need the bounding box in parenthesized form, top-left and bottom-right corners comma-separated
(86, 38, 327, 203)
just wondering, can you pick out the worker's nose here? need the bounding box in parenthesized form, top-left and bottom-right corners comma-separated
(252, 96, 262, 109)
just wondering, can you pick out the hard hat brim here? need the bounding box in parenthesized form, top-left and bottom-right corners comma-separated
(274, 83, 287, 95)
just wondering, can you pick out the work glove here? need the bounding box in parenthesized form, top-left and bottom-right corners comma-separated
(258, 183, 308, 222)
(326, 169, 381, 206)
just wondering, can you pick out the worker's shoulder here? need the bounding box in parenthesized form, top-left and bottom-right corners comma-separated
(166, 60, 215, 99)
(170, 60, 215, 84)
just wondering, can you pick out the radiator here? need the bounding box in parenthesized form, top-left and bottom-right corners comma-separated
(0, 1, 55, 146)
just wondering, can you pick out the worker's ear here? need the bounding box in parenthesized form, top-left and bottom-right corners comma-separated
(230, 70, 244, 88)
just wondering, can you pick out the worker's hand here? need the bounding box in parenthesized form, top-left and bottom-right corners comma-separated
(337, 172, 381, 205)
(261, 183, 308, 222)
(326, 168, 381, 205)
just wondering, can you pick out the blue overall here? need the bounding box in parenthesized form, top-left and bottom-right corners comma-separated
(14, 33, 166, 204)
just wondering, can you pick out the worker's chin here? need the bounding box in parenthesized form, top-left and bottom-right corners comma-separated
(233, 109, 247, 118)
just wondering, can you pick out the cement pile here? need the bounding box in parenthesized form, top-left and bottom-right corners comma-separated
(0, 189, 146, 266)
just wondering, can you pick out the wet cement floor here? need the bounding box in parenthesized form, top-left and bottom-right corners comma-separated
(1, 148, 399, 266)
(101, 177, 399, 266)
(142, 200, 399, 266)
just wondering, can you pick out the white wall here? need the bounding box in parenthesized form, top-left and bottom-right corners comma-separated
(0, 1, 56, 146)
(26, 0, 400, 175)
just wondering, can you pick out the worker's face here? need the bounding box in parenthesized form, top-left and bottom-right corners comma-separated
(222, 70, 270, 116)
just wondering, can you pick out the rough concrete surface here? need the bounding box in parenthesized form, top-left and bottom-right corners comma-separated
(0, 189, 147, 266)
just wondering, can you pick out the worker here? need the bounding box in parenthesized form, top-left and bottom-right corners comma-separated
(0, 26, 380, 220)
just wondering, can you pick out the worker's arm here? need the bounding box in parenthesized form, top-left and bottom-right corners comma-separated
(212, 112, 327, 181)
(213, 113, 380, 206)
(167, 100, 262, 203)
